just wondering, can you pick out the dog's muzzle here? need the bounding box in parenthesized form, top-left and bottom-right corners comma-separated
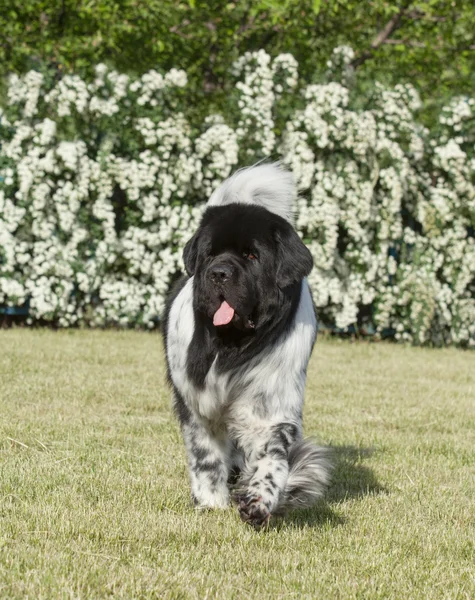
(209, 262, 234, 286)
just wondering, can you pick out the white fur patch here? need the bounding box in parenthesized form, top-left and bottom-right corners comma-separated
(207, 163, 296, 223)
(166, 278, 231, 421)
(227, 281, 315, 437)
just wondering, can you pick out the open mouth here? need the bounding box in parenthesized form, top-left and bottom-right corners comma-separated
(213, 297, 255, 330)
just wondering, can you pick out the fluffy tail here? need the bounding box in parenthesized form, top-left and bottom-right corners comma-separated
(207, 162, 296, 223)
(278, 439, 332, 511)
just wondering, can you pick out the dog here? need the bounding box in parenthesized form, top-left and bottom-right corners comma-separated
(163, 163, 330, 528)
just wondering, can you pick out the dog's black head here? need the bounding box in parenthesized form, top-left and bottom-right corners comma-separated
(183, 203, 312, 334)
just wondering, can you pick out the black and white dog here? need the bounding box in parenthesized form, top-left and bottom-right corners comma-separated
(163, 164, 330, 528)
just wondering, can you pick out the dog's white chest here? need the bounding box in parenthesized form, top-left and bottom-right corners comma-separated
(196, 359, 230, 420)
(166, 279, 229, 420)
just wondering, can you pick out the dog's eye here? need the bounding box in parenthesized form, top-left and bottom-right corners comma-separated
(243, 251, 258, 261)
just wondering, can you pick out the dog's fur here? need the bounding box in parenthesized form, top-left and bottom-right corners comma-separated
(163, 164, 331, 528)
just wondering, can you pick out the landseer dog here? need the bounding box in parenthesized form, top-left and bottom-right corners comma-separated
(163, 163, 330, 529)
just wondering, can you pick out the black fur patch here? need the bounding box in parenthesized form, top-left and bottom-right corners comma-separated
(176, 203, 312, 388)
(173, 389, 191, 426)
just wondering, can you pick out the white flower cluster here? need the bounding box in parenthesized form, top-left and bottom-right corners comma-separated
(232, 50, 298, 160)
(326, 45, 356, 88)
(1, 50, 474, 346)
(195, 116, 239, 196)
(7, 71, 44, 118)
(44, 75, 90, 117)
(132, 68, 187, 107)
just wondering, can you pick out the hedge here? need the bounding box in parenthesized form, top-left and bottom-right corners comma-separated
(1, 47, 474, 346)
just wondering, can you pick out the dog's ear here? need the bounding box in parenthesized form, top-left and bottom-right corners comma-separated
(183, 231, 200, 276)
(275, 223, 313, 288)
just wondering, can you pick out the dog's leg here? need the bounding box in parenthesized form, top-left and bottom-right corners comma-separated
(237, 422, 299, 528)
(180, 414, 231, 509)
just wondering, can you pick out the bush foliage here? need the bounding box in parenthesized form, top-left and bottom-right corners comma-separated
(2, 1, 474, 116)
(0, 48, 474, 346)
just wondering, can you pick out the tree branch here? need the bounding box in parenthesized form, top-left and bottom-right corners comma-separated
(405, 9, 450, 22)
(385, 39, 475, 53)
(372, 13, 404, 48)
(170, 20, 193, 40)
(352, 8, 407, 68)
(384, 38, 426, 48)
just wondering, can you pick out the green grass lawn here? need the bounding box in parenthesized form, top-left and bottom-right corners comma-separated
(1, 330, 474, 599)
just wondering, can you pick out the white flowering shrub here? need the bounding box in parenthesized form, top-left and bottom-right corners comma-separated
(1, 48, 474, 346)
(0, 65, 237, 327)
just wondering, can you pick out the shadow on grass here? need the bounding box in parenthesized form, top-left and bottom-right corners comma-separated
(274, 500, 345, 530)
(278, 445, 387, 530)
(327, 445, 387, 503)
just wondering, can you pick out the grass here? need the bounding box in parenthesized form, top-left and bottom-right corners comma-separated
(1, 330, 474, 599)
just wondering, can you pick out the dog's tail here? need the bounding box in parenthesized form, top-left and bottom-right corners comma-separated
(278, 439, 332, 511)
(207, 162, 296, 223)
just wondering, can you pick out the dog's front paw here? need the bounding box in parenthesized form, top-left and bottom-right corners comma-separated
(238, 495, 271, 529)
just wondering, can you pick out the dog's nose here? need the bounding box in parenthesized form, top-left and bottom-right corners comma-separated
(209, 264, 234, 284)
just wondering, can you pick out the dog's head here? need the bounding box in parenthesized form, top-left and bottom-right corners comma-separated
(183, 203, 313, 332)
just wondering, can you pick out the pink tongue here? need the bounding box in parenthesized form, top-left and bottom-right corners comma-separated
(213, 300, 235, 326)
